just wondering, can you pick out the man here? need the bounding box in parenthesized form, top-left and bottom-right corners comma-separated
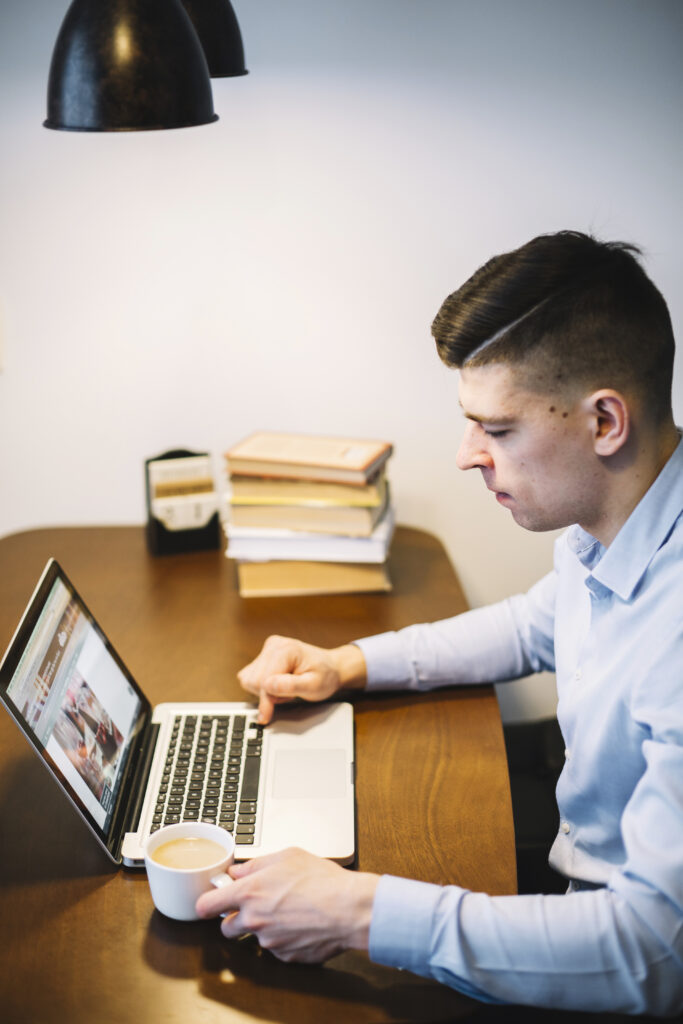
(197, 232, 683, 1015)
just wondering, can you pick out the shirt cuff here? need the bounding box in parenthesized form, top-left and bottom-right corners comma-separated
(369, 874, 504, 1005)
(368, 874, 447, 974)
(354, 633, 415, 690)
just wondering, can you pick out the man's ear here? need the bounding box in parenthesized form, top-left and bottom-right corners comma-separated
(585, 389, 630, 456)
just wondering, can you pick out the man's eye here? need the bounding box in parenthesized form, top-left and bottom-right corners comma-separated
(484, 428, 509, 438)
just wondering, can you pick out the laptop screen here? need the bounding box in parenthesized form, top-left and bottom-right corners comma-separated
(0, 560, 149, 849)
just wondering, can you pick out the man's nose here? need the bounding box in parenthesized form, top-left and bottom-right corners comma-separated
(456, 423, 494, 471)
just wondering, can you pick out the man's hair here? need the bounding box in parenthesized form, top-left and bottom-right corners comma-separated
(431, 231, 675, 417)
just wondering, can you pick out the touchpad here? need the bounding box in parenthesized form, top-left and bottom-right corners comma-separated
(272, 749, 347, 799)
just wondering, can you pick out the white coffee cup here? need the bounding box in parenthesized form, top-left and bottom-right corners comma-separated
(144, 822, 235, 921)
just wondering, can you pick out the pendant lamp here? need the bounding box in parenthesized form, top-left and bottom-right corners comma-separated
(44, 0, 218, 132)
(180, 0, 248, 78)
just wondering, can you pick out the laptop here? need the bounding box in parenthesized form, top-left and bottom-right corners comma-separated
(0, 559, 355, 867)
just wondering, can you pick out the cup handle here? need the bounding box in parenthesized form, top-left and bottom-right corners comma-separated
(209, 871, 233, 918)
(210, 872, 233, 889)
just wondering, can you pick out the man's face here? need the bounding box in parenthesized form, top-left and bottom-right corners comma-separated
(457, 363, 601, 534)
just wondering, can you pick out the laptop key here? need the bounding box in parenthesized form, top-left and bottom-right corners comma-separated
(240, 757, 260, 801)
(235, 835, 254, 845)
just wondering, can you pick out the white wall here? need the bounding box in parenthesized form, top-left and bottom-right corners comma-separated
(1, 0, 682, 721)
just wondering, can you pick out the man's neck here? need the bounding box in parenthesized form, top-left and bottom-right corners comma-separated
(582, 422, 680, 548)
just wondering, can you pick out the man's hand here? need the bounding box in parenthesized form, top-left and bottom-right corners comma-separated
(195, 847, 380, 963)
(237, 635, 367, 724)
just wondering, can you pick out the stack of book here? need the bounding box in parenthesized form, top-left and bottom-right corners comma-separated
(223, 431, 395, 597)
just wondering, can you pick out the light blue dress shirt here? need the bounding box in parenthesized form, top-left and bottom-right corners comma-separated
(356, 435, 683, 1015)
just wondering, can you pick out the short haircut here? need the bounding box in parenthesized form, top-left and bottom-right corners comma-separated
(431, 231, 675, 418)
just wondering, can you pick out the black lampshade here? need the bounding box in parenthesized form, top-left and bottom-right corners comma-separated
(44, 0, 218, 132)
(180, 0, 248, 78)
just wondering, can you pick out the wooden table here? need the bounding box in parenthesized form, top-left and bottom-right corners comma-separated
(0, 525, 516, 1024)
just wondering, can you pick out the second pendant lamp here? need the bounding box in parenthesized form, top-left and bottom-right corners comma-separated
(181, 0, 248, 78)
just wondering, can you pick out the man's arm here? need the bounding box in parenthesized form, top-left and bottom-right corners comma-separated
(237, 569, 558, 721)
(356, 570, 557, 693)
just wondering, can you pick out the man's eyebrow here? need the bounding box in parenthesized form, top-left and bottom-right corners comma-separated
(460, 408, 516, 426)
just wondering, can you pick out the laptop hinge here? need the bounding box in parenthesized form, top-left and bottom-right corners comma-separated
(111, 721, 160, 857)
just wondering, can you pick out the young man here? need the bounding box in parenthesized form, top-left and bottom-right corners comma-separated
(197, 232, 683, 1015)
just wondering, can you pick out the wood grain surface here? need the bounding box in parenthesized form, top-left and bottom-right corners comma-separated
(0, 525, 516, 1024)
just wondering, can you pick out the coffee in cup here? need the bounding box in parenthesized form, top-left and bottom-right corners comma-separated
(144, 822, 234, 921)
(151, 836, 228, 870)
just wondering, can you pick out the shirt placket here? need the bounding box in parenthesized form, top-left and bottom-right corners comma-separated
(556, 573, 611, 859)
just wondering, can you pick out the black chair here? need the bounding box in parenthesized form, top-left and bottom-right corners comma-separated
(503, 717, 567, 895)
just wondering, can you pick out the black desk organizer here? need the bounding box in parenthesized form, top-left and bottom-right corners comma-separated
(145, 448, 221, 556)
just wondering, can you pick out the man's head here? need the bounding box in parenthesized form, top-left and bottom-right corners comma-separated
(432, 232, 678, 543)
(431, 230, 675, 422)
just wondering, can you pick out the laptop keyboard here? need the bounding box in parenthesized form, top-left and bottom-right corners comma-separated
(150, 714, 263, 846)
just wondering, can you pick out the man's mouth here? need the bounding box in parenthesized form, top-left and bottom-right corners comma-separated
(482, 476, 512, 505)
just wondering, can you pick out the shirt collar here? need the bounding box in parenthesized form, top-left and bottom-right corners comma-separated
(567, 432, 683, 601)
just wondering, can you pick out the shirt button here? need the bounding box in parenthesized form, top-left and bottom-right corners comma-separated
(564, 748, 571, 760)
(561, 821, 571, 834)
(574, 668, 582, 681)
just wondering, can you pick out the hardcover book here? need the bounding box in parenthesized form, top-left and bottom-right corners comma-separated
(236, 560, 392, 598)
(228, 472, 386, 508)
(225, 507, 395, 563)
(225, 431, 393, 485)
